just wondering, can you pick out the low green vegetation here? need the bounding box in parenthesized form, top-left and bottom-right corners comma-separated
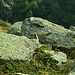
(0, 52, 66, 75)
(0, 20, 11, 32)
(0, 46, 73, 75)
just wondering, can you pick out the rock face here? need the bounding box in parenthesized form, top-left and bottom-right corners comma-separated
(68, 68, 75, 75)
(69, 25, 75, 32)
(21, 17, 75, 49)
(0, 32, 41, 60)
(44, 50, 67, 65)
(8, 21, 22, 35)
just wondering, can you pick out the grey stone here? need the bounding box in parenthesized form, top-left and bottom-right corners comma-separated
(0, 32, 41, 60)
(68, 68, 75, 75)
(44, 50, 67, 65)
(21, 17, 75, 49)
(13, 73, 29, 75)
(68, 72, 75, 75)
(69, 25, 75, 32)
(8, 21, 22, 35)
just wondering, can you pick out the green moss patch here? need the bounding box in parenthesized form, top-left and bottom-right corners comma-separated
(0, 49, 69, 75)
(0, 20, 11, 33)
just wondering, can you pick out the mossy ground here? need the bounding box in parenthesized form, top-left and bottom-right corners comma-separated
(0, 43, 74, 75)
(0, 20, 11, 33)
(0, 48, 70, 75)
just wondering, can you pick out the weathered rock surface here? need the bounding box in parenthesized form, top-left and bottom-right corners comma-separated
(0, 32, 41, 60)
(8, 21, 22, 35)
(21, 17, 75, 49)
(69, 25, 75, 32)
(68, 68, 75, 75)
(44, 50, 67, 65)
(13, 73, 29, 75)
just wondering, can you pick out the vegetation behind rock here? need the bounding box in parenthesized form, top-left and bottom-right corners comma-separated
(0, 0, 75, 28)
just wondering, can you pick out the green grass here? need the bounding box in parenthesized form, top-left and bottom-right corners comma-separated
(0, 49, 69, 75)
(0, 20, 11, 33)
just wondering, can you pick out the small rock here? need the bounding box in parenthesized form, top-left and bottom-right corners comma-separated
(13, 73, 29, 75)
(44, 50, 67, 65)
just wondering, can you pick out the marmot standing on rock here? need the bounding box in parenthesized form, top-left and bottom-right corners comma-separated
(34, 34, 39, 41)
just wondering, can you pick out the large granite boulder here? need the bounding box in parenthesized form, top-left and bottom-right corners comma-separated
(0, 32, 41, 60)
(8, 21, 22, 35)
(21, 17, 75, 49)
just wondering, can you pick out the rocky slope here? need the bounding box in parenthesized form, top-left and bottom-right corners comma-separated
(1, 17, 75, 75)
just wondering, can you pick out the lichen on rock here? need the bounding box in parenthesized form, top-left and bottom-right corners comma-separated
(21, 17, 75, 49)
(0, 32, 41, 60)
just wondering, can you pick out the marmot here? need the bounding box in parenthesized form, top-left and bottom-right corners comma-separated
(34, 34, 39, 41)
